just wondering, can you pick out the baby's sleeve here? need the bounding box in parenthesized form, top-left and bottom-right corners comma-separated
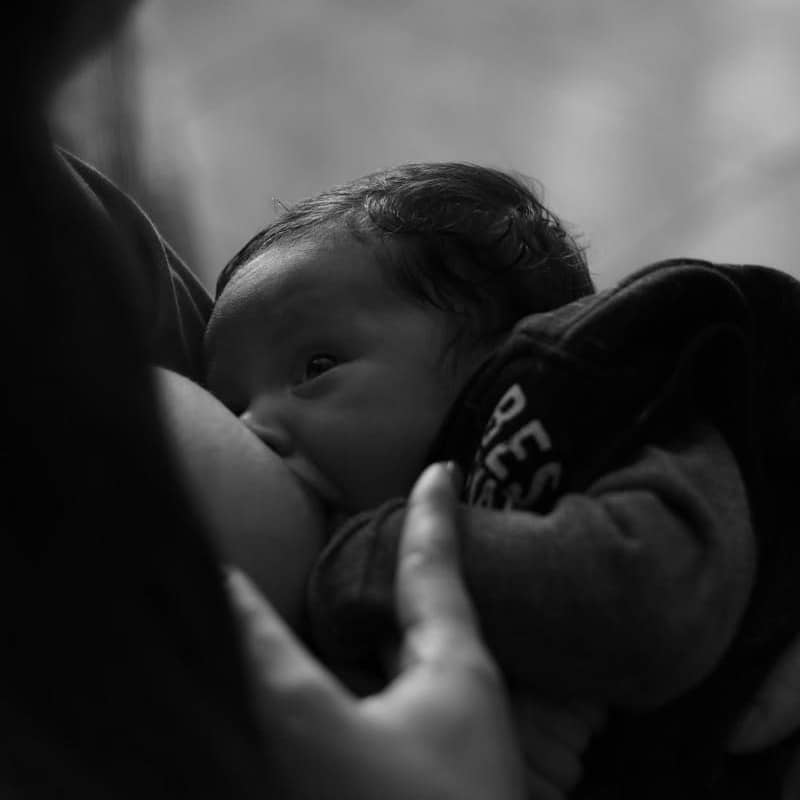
(308, 421, 756, 708)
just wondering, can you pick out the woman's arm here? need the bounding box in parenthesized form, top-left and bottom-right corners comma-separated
(154, 367, 327, 631)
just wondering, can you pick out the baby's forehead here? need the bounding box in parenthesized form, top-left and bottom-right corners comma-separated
(233, 239, 329, 289)
(210, 234, 407, 341)
(224, 234, 400, 308)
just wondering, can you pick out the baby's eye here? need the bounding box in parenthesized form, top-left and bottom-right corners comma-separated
(301, 354, 338, 382)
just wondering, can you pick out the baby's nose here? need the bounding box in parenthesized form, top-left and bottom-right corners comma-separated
(239, 409, 293, 457)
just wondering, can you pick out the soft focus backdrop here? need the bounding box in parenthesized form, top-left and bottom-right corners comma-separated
(54, 0, 800, 291)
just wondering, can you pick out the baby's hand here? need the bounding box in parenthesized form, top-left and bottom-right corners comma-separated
(511, 694, 606, 799)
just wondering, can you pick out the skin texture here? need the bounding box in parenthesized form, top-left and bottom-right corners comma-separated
(154, 368, 326, 631)
(205, 233, 487, 515)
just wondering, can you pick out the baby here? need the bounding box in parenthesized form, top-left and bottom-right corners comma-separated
(204, 162, 800, 797)
(205, 163, 593, 514)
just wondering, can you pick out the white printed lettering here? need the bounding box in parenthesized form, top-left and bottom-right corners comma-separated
(474, 477, 498, 507)
(517, 462, 561, 506)
(484, 441, 510, 480)
(481, 384, 526, 447)
(508, 419, 552, 460)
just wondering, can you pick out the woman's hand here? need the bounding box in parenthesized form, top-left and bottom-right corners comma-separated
(728, 633, 800, 798)
(227, 462, 528, 800)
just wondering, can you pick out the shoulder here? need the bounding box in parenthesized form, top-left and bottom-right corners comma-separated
(61, 150, 213, 379)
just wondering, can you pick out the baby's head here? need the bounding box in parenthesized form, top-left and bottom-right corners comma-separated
(205, 162, 593, 514)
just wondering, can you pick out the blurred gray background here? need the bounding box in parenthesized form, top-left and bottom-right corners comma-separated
(53, 0, 800, 291)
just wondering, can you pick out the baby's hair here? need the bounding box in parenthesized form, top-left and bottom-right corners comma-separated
(216, 162, 594, 345)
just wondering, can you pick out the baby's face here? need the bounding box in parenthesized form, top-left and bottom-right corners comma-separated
(205, 234, 472, 514)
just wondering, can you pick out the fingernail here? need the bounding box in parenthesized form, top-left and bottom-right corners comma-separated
(443, 461, 463, 492)
(223, 566, 253, 607)
(223, 564, 241, 587)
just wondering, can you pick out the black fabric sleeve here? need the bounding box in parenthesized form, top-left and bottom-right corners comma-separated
(61, 150, 213, 380)
(308, 423, 755, 708)
(4, 127, 265, 797)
